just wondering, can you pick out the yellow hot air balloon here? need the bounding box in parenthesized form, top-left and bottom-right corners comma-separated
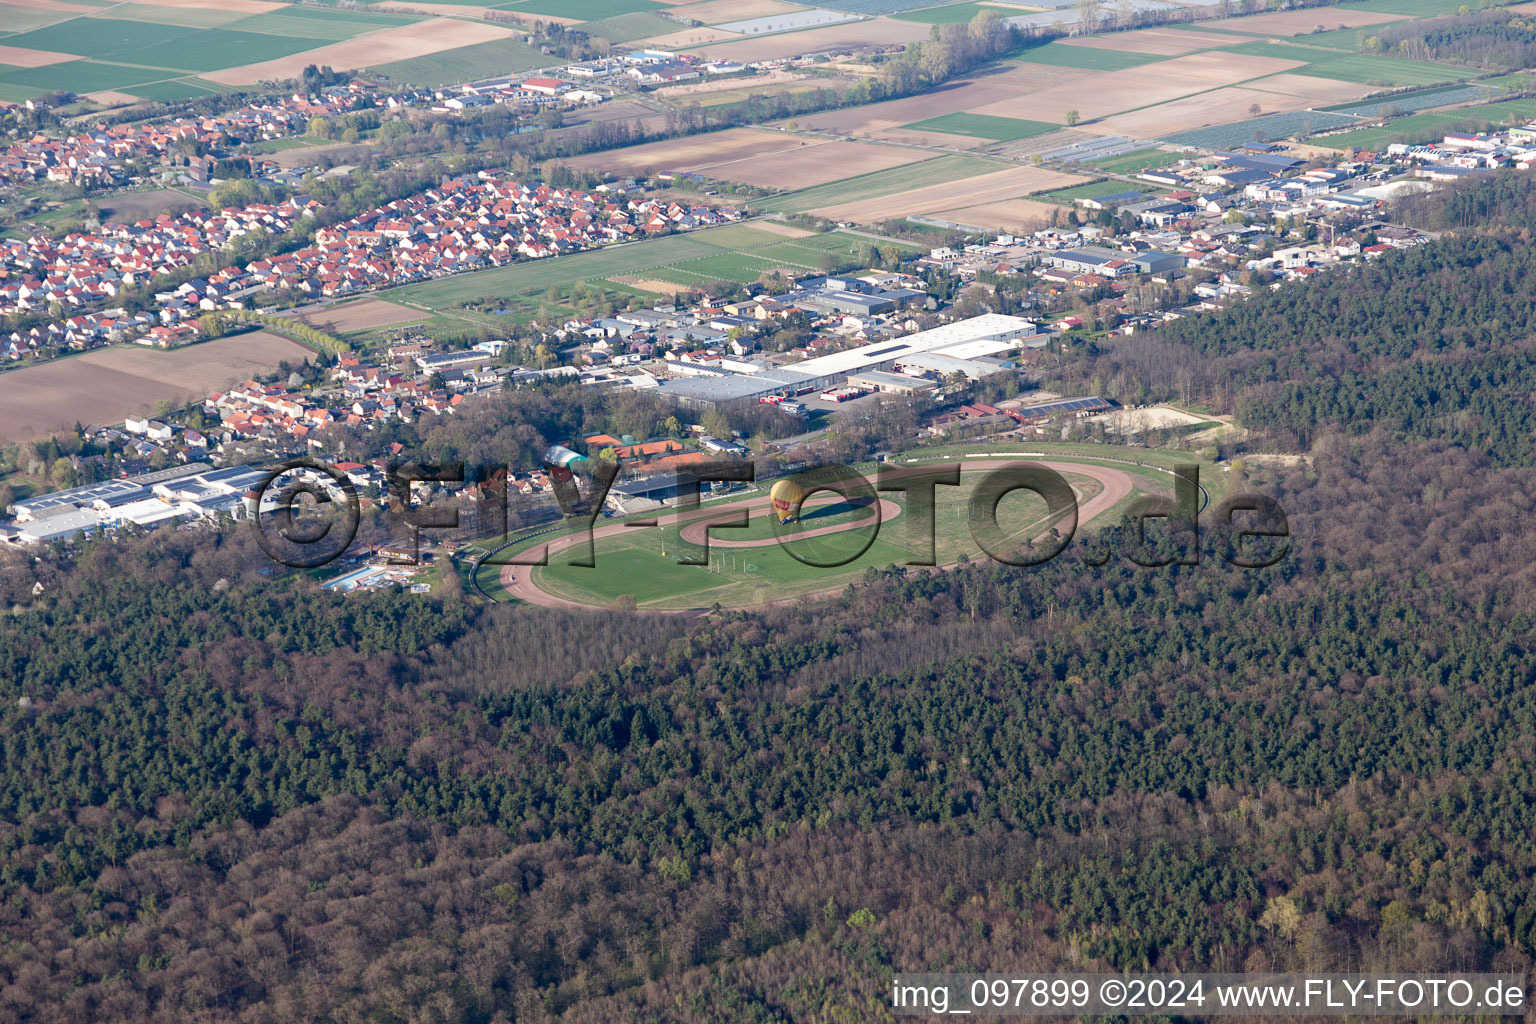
(769, 478, 806, 524)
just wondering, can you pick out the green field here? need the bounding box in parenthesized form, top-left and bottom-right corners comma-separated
(1218, 39, 1337, 64)
(0, 5, 433, 98)
(903, 112, 1059, 141)
(507, 0, 666, 17)
(1086, 147, 1177, 174)
(1, 17, 196, 59)
(1036, 178, 1137, 203)
(892, 1, 1023, 23)
(1321, 97, 1536, 148)
(90, 3, 248, 28)
(124, 79, 222, 101)
(393, 225, 917, 312)
(1011, 40, 1167, 71)
(527, 465, 1111, 610)
(1295, 53, 1472, 85)
(1351, 0, 1487, 14)
(225, 9, 421, 40)
(0, 60, 182, 94)
(756, 154, 1009, 214)
(123, 29, 327, 73)
(368, 37, 549, 85)
(578, 11, 680, 41)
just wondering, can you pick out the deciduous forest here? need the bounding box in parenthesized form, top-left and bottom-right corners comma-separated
(4, 176, 1536, 1023)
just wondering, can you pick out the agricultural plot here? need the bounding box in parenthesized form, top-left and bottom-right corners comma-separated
(507, 0, 665, 16)
(1064, 26, 1247, 54)
(0, 333, 312, 442)
(902, 112, 1059, 140)
(892, 1, 1026, 23)
(806, 164, 1084, 223)
(0, 3, 446, 98)
(202, 17, 516, 86)
(966, 51, 1307, 125)
(687, 17, 931, 62)
(225, 8, 423, 40)
(1011, 40, 1168, 70)
(1321, 98, 1536, 148)
(813, 0, 960, 11)
(1190, 6, 1407, 36)
(0, 17, 198, 58)
(121, 78, 221, 100)
(1295, 53, 1472, 86)
(1087, 146, 1177, 174)
(394, 226, 913, 312)
(0, 60, 181, 94)
(1350, 0, 1479, 14)
(754, 153, 1010, 213)
(1036, 177, 1149, 203)
(1217, 39, 1335, 64)
(577, 12, 682, 42)
(367, 37, 548, 84)
(121, 30, 330, 73)
(89, 1, 250, 27)
(927, 197, 1059, 231)
(1160, 109, 1359, 148)
(1326, 83, 1500, 116)
(712, 10, 859, 31)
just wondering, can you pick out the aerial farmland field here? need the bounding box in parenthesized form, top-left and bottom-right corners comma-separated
(755, 154, 1013, 214)
(0, 0, 469, 99)
(902, 112, 1059, 141)
(391, 226, 919, 316)
(1294, 53, 1473, 86)
(0, 332, 313, 442)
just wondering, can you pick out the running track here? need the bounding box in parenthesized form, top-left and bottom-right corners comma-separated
(498, 460, 1138, 611)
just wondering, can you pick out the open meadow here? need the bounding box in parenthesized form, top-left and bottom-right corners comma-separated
(390, 224, 922, 317)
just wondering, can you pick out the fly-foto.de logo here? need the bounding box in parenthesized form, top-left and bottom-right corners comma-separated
(249, 449, 1289, 574)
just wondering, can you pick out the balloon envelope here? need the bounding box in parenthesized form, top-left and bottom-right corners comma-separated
(769, 478, 806, 522)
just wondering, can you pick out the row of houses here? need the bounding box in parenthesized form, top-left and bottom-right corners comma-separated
(0, 89, 364, 186)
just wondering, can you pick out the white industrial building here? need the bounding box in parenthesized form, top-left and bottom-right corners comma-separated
(786, 313, 1037, 381)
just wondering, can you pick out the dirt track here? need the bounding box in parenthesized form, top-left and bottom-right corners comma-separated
(497, 459, 1138, 612)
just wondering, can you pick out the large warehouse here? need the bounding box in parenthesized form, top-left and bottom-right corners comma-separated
(653, 314, 1038, 412)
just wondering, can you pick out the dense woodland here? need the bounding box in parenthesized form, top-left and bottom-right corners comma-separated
(1369, 9, 1536, 69)
(6, 161, 1536, 1024)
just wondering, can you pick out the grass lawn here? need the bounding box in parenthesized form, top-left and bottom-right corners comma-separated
(368, 37, 548, 84)
(756, 154, 1010, 214)
(1087, 147, 1177, 174)
(903, 112, 1059, 141)
(532, 469, 1101, 610)
(1294, 53, 1473, 86)
(1010, 40, 1167, 71)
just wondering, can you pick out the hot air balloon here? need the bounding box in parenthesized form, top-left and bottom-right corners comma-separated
(769, 478, 806, 524)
